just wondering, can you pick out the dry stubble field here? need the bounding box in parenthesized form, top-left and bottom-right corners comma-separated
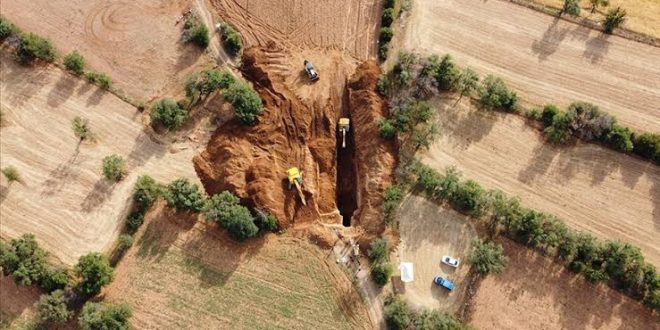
(104, 203, 373, 330)
(1, 0, 210, 101)
(0, 56, 205, 265)
(405, 0, 660, 132)
(469, 239, 660, 329)
(420, 98, 660, 266)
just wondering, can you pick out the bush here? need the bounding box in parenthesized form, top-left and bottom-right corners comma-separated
(72, 116, 94, 142)
(165, 178, 205, 213)
(633, 133, 660, 162)
(117, 234, 133, 251)
(563, 0, 581, 16)
(410, 123, 439, 151)
(371, 262, 393, 286)
(183, 16, 209, 48)
(565, 101, 614, 141)
(39, 267, 70, 293)
(605, 125, 633, 152)
(79, 302, 132, 330)
(584, 267, 609, 283)
(451, 180, 487, 216)
(382, 8, 396, 27)
(125, 212, 144, 233)
(378, 119, 396, 140)
(383, 185, 404, 223)
(102, 154, 125, 182)
(379, 27, 394, 44)
(544, 112, 571, 144)
(16, 33, 56, 64)
(477, 75, 517, 111)
(415, 310, 469, 330)
(74, 253, 114, 296)
(223, 81, 263, 125)
(203, 192, 258, 240)
(0, 17, 18, 41)
(63, 51, 85, 75)
(383, 295, 412, 330)
(377, 75, 391, 96)
(2, 165, 20, 183)
(469, 239, 508, 275)
(603, 6, 626, 34)
(151, 98, 188, 130)
(133, 175, 159, 212)
(541, 104, 560, 127)
(435, 54, 460, 91)
(1, 234, 48, 286)
(255, 210, 278, 232)
(37, 290, 72, 324)
(379, 43, 389, 61)
(220, 23, 243, 56)
(368, 238, 390, 263)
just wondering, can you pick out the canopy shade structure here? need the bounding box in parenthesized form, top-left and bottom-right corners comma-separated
(400, 262, 414, 283)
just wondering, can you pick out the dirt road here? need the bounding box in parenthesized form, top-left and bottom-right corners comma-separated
(397, 196, 476, 312)
(0, 57, 206, 265)
(1, 0, 211, 101)
(470, 239, 660, 329)
(421, 98, 660, 266)
(405, 0, 660, 132)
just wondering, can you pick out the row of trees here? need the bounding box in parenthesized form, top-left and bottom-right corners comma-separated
(404, 161, 659, 310)
(562, 0, 627, 34)
(538, 102, 660, 162)
(378, 0, 398, 61)
(383, 295, 472, 330)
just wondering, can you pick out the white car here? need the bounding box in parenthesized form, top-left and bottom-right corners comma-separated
(441, 256, 460, 268)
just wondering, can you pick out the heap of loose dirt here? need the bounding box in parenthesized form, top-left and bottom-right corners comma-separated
(193, 49, 396, 234)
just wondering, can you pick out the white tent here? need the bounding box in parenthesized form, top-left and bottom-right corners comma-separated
(399, 262, 414, 283)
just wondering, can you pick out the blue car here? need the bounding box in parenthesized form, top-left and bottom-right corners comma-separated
(433, 276, 455, 291)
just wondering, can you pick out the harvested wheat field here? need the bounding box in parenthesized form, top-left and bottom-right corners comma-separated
(104, 202, 373, 330)
(529, 0, 660, 38)
(396, 195, 477, 312)
(420, 97, 660, 266)
(0, 56, 207, 265)
(469, 239, 660, 329)
(405, 0, 660, 132)
(210, 0, 382, 61)
(1, 0, 212, 101)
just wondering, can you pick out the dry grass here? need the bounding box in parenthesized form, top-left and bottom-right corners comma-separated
(529, 0, 660, 38)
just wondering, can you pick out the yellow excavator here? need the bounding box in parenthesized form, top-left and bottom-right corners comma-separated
(338, 118, 350, 148)
(287, 167, 306, 206)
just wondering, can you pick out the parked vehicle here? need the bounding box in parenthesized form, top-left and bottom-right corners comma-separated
(433, 276, 455, 291)
(441, 256, 460, 268)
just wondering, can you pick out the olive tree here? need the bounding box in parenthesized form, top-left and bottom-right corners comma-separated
(469, 239, 508, 275)
(589, 0, 610, 13)
(164, 178, 205, 213)
(603, 6, 626, 34)
(79, 302, 132, 330)
(151, 98, 188, 130)
(102, 154, 125, 182)
(72, 116, 94, 142)
(63, 51, 85, 75)
(223, 81, 263, 125)
(562, 0, 581, 17)
(74, 253, 114, 296)
(36, 290, 72, 324)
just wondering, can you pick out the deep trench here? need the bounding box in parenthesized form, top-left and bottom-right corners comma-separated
(336, 109, 358, 227)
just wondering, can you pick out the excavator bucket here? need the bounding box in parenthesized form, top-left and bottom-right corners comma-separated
(338, 118, 350, 148)
(286, 167, 306, 206)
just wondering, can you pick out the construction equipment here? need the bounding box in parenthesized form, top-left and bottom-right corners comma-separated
(287, 167, 306, 206)
(303, 60, 319, 81)
(338, 118, 350, 148)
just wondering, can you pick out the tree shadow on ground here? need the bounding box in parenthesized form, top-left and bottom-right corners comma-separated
(583, 33, 611, 64)
(41, 150, 81, 196)
(431, 95, 497, 150)
(79, 179, 115, 212)
(86, 87, 105, 106)
(47, 73, 78, 108)
(532, 17, 570, 61)
(0, 55, 50, 108)
(495, 238, 655, 330)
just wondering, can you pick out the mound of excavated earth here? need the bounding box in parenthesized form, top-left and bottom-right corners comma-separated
(193, 48, 395, 234)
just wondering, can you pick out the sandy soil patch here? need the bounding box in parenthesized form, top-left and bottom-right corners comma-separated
(405, 0, 660, 132)
(0, 276, 40, 329)
(0, 56, 207, 265)
(1, 0, 212, 101)
(419, 97, 660, 266)
(210, 0, 382, 61)
(469, 239, 660, 329)
(104, 202, 373, 330)
(529, 0, 660, 38)
(396, 195, 477, 312)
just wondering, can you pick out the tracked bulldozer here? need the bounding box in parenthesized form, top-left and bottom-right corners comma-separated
(338, 118, 350, 148)
(287, 167, 306, 206)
